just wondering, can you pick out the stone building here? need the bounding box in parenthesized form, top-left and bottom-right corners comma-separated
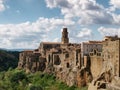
(102, 35, 120, 77)
(18, 28, 93, 87)
(88, 36, 120, 90)
(61, 27, 69, 44)
(81, 41, 102, 57)
(81, 41, 102, 67)
(18, 27, 120, 89)
(18, 50, 33, 69)
(89, 49, 103, 78)
(39, 42, 61, 56)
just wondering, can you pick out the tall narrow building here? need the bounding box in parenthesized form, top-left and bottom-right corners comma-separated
(61, 28, 69, 44)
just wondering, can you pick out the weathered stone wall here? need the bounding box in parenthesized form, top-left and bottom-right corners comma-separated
(90, 55, 103, 78)
(39, 42, 61, 56)
(81, 41, 102, 57)
(88, 36, 120, 90)
(18, 51, 33, 69)
(61, 28, 69, 44)
(102, 38, 120, 77)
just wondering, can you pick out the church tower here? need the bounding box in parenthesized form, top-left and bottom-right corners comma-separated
(61, 28, 69, 44)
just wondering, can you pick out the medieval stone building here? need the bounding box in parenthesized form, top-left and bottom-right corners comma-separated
(102, 36, 120, 77)
(18, 28, 120, 90)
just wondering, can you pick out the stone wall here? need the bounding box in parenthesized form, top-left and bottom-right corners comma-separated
(102, 38, 120, 77)
(89, 49, 103, 78)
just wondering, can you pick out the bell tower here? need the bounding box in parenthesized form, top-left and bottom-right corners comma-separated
(61, 28, 69, 44)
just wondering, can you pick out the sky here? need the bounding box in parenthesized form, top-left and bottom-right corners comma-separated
(0, 0, 120, 49)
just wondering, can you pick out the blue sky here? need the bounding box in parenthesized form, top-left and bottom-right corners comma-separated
(0, 0, 120, 49)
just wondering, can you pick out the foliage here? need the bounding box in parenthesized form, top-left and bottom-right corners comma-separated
(0, 69, 88, 90)
(0, 50, 87, 90)
(0, 50, 19, 71)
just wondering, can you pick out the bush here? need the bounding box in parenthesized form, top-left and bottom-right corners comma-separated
(10, 71, 27, 83)
(28, 85, 43, 90)
(0, 69, 86, 90)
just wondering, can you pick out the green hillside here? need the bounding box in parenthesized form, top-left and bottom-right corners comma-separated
(0, 50, 88, 90)
(0, 69, 87, 90)
(0, 50, 19, 71)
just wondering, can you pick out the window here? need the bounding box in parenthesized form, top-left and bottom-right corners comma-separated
(94, 50, 96, 54)
(65, 54, 69, 58)
(66, 63, 70, 68)
(99, 53, 101, 56)
(91, 49, 93, 51)
(60, 68, 62, 71)
(90, 53, 93, 56)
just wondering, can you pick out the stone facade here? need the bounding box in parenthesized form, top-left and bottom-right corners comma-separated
(102, 36, 120, 77)
(88, 36, 120, 90)
(89, 49, 103, 78)
(61, 28, 69, 44)
(18, 28, 120, 89)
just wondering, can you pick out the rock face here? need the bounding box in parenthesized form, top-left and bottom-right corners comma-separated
(18, 28, 120, 89)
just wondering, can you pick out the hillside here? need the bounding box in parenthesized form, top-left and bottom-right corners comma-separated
(0, 69, 87, 90)
(0, 50, 19, 71)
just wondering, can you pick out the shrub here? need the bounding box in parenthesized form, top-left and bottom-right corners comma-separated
(10, 71, 27, 83)
(28, 85, 43, 90)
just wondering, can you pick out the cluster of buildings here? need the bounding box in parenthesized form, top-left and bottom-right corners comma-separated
(18, 28, 120, 89)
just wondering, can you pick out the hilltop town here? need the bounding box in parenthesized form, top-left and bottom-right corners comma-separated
(18, 28, 120, 90)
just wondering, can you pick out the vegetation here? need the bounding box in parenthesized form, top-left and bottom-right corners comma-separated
(0, 50, 19, 71)
(0, 50, 88, 90)
(0, 69, 87, 90)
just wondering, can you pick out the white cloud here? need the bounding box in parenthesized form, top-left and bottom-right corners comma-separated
(112, 14, 120, 25)
(1, 0, 120, 49)
(77, 28, 92, 38)
(0, 0, 5, 12)
(68, 27, 94, 43)
(0, 17, 75, 49)
(98, 27, 120, 36)
(110, 0, 120, 9)
(53, 38, 60, 42)
(45, 0, 120, 25)
(45, 0, 71, 8)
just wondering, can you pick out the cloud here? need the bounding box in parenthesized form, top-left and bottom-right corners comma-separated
(45, 0, 120, 25)
(77, 28, 92, 38)
(0, 15, 94, 49)
(0, 17, 75, 49)
(98, 27, 120, 36)
(1, 0, 120, 49)
(112, 14, 120, 25)
(67, 27, 94, 43)
(0, 0, 5, 12)
(53, 38, 60, 42)
(45, 0, 71, 8)
(110, 0, 120, 9)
